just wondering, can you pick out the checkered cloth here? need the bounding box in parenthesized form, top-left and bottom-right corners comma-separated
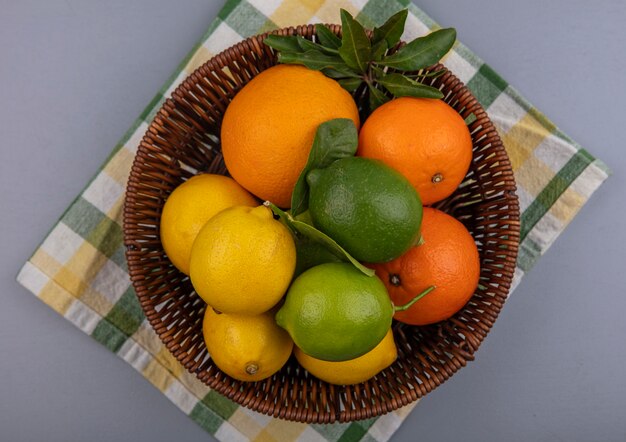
(17, 0, 609, 441)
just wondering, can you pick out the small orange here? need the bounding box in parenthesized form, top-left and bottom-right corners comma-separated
(369, 207, 480, 325)
(357, 97, 472, 205)
(221, 65, 360, 208)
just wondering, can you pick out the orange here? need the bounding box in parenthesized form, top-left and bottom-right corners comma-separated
(369, 207, 480, 325)
(357, 97, 472, 205)
(221, 65, 360, 208)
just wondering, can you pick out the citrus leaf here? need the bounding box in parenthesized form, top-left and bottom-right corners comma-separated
(264, 34, 303, 53)
(338, 9, 371, 72)
(291, 118, 358, 216)
(337, 77, 363, 92)
(378, 73, 443, 99)
(294, 237, 343, 276)
(266, 202, 375, 277)
(372, 9, 408, 47)
(322, 67, 361, 79)
(379, 28, 456, 71)
(315, 24, 341, 49)
(289, 210, 342, 276)
(371, 40, 388, 61)
(464, 113, 477, 126)
(297, 36, 338, 55)
(368, 83, 390, 111)
(278, 50, 348, 71)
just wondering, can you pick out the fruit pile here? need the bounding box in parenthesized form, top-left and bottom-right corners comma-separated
(159, 10, 480, 385)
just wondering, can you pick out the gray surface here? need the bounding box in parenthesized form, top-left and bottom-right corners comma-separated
(1, 0, 625, 441)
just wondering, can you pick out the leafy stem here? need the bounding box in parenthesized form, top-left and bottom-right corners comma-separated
(264, 201, 375, 277)
(394, 286, 436, 312)
(263, 9, 457, 114)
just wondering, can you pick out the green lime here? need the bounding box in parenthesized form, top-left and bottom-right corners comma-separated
(307, 157, 422, 263)
(275, 262, 393, 361)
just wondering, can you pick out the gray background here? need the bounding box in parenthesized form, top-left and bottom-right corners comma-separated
(1, 0, 625, 441)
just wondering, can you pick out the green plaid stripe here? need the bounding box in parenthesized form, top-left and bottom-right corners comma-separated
(16, 0, 609, 441)
(521, 149, 595, 241)
(356, 0, 411, 27)
(467, 64, 509, 109)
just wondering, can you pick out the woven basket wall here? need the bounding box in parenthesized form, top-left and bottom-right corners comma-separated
(123, 24, 520, 423)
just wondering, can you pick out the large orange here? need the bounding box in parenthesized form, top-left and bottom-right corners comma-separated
(369, 207, 480, 326)
(357, 97, 472, 205)
(221, 65, 360, 208)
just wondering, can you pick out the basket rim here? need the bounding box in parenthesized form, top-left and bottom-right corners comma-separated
(123, 24, 520, 423)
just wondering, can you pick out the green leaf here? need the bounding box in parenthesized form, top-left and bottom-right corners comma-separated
(290, 118, 358, 216)
(294, 237, 343, 277)
(372, 9, 408, 47)
(371, 40, 388, 61)
(297, 36, 338, 55)
(464, 113, 477, 126)
(290, 210, 341, 276)
(338, 9, 371, 72)
(264, 34, 302, 53)
(267, 203, 375, 277)
(379, 28, 456, 71)
(278, 50, 347, 71)
(293, 209, 314, 224)
(368, 84, 389, 111)
(377, 73, 444, 99)
(315, 24, 341, 49)
(321, 67, 361, 79)
(337, 77, 363, 92)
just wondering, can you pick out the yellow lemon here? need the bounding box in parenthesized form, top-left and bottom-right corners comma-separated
(294, 329, 397, 385)
(160, 174, 256, 275)
(202, 307, 293, 382)
(190, 205, 296, 315)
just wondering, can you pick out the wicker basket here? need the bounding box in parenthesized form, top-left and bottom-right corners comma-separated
(123, 24, 520, 423)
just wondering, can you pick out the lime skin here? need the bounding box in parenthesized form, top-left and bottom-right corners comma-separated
(275, 262, 393, 362)
(307, 157, 422, 263)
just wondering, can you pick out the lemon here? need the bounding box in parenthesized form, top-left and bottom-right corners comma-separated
(160, 174, 256, 275)
(295, 329, 397, 385)
(190, 205, 296, 315)
(202, 307, 293, 382)
(276, 263, 393, 361)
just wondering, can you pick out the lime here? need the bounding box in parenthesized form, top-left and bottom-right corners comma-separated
(307, 157, 422, 263)
(275, 262, 393, 361)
